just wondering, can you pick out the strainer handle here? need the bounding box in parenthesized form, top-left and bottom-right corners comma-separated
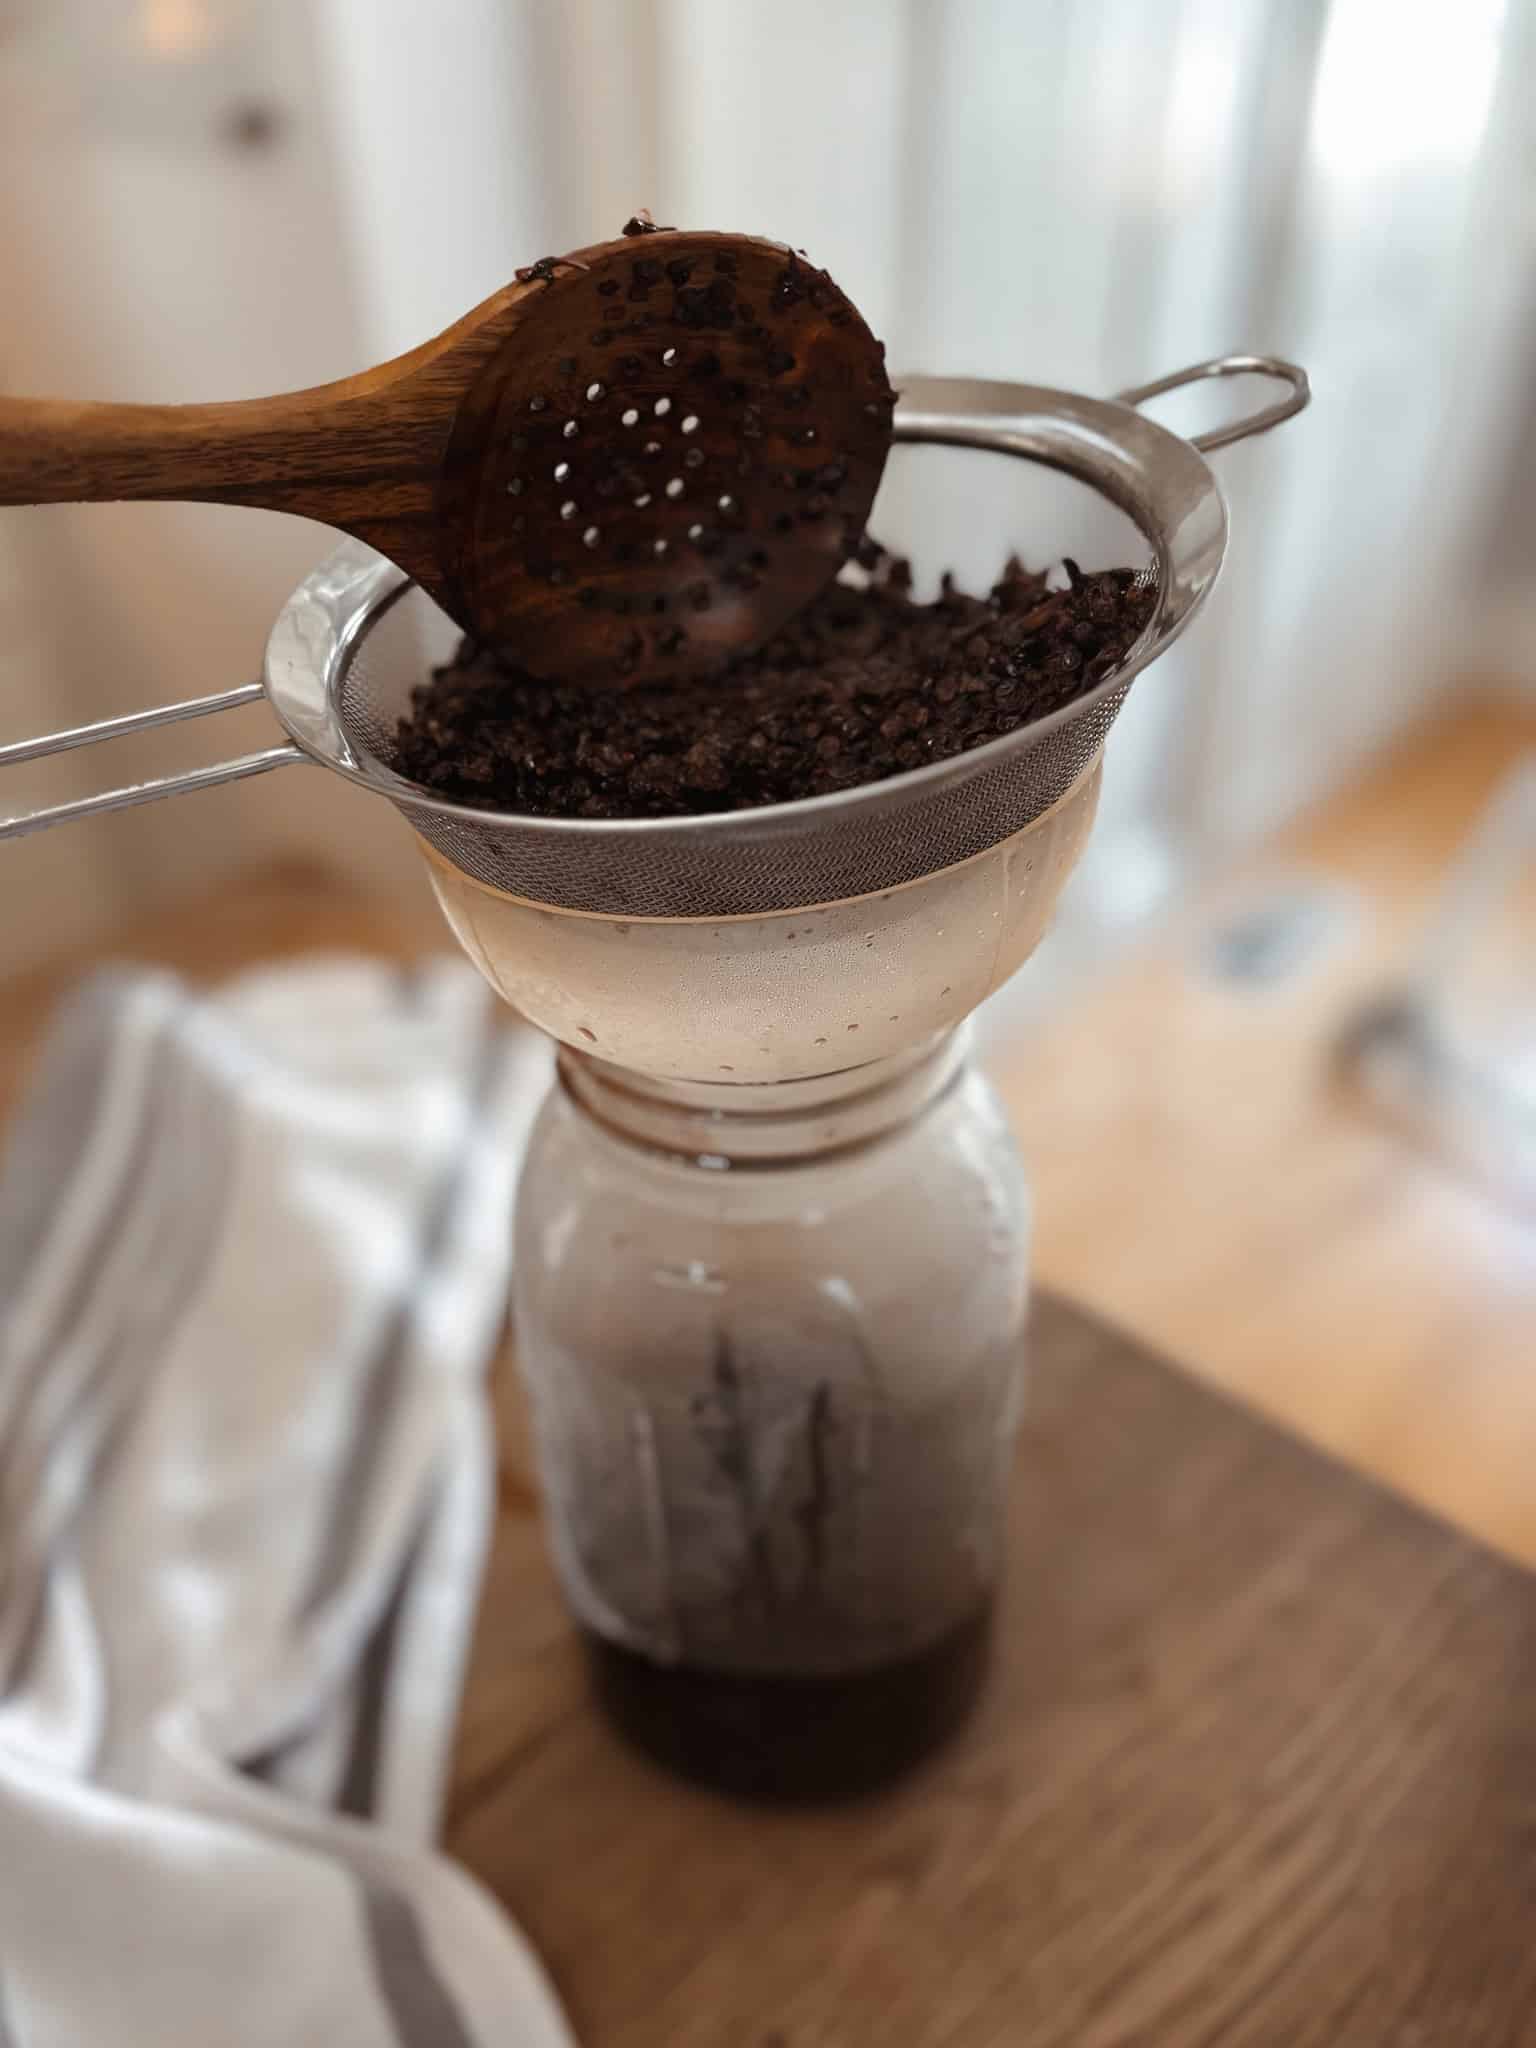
(0, 681, 306, 843)
(1114, 355, 1310, 454)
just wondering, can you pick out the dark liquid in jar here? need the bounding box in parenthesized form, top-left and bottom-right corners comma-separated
(584, 1603, 992, 1804)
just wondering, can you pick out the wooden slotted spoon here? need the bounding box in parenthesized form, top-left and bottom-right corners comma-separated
(0, 228, 894, 688)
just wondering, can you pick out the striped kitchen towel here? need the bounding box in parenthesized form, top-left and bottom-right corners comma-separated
(0, 957, 572, 2048)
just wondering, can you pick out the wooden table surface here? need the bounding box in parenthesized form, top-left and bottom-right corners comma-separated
(452, 1294, 1536, 2048)
(3, 697, 1535, 2042)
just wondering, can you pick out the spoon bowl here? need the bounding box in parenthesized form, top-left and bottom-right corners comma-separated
(0, 228, 893, 688)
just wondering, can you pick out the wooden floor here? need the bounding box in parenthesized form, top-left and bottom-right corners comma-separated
(999, 698, 1536, 1566)
(2, 696, 1534, 1566)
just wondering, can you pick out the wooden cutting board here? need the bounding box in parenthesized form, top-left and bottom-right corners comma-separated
(448, 1293, 1536, 2047)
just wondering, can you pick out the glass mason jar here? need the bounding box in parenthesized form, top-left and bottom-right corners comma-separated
(513, 1027, 1030, 1800)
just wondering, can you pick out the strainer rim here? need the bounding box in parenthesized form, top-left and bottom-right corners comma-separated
(263, 373, 1227, 842)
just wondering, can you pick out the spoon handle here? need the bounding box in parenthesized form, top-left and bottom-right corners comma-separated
(0, 386, 452, 583)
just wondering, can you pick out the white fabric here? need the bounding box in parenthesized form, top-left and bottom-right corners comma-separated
(5, 2, 1528, 977)
(324, 0, 1533, 859)
(0, 957, 571, 2048)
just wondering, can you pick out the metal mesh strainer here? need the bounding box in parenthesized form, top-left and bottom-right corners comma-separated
(1, 359, 1307, 923)
(327, 557, 1133, 916)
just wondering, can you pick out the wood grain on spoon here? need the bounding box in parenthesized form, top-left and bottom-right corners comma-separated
(0, 230, 894, 687)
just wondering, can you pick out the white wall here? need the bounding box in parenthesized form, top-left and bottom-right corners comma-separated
(2, 0, 1530, 982)
(0, 0, 435, 973)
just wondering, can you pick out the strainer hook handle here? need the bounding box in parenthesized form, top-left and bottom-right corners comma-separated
(0, 681, 306, 844)
(1115, 355, 1310, 454)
